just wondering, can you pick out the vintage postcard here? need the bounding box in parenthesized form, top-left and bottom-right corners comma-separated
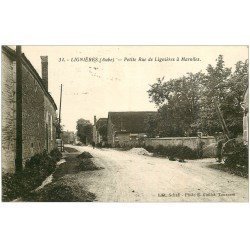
(1, 45, 249, 202)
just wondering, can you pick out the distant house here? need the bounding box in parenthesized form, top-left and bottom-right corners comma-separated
(243, 87, 248, 145)
(107, 111, 157, 147)
(93, 116, 108, 144)
(1, 46, 57, 173)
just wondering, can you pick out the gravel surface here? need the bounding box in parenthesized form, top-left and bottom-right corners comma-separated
(66, 145, 248, 202)
(128, 147, 153, 156)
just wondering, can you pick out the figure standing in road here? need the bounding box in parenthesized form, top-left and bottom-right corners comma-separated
(216, 140, 223, 163)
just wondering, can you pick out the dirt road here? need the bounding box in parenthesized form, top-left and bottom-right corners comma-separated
(66, 145, 248, 202)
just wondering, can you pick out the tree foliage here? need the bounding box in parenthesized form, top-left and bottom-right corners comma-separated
(148, 55, 248, 137)
(54, 117, 63, 139)
(76, 119, 93, 144)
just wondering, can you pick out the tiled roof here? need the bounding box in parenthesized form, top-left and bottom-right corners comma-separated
(96, 118, 108, 129)
(108, 111, 157, 133)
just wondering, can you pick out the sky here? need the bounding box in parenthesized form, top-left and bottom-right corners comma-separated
(19, 46, 248, 132)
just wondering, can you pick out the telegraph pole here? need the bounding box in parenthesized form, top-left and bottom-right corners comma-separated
(15, 45, 23, 172)
(214, 99, 230, 140)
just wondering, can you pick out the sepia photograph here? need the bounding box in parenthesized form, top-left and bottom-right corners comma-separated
(1, 1, 250, 250)
(1, 45, 249, 202)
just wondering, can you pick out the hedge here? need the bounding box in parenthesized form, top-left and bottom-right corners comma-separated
(143, 144, 198, 160)
(2, 148, 62, 202)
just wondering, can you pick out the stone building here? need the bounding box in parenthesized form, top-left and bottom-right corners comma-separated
(107, 111, 157, 147)
(93, 116, 108, 144)
(1, 46, 57, 173)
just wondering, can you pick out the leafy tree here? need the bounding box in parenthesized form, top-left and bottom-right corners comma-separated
(76, 119, 93, 144)
(148, 72, 205, 136)
(62, 131, 75, 144)
(62, 131, 70, 144)
(147, 55, 248, 138)
(144, 113, 161, 138)
(199, 55, 232, 135)
(54, 117, 64, 139)
(221, 60, 248, 136)
(200, 56, 248, 137)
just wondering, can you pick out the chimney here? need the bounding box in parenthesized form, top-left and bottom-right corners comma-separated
(94, 116, 97, 125)
(41, 56, 48, 91)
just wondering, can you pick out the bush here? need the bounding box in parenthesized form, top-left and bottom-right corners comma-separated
(144, 145, 154, 153)
(2, 148, 62, 202)
(224, 143, 248, 168)
(23, 178, 96, 202)
(178, 146, 198, 160)
(50, 148, 62, 160)
(122, 145, 133, 150)
(103, 143, 112, 148)
(143, 144, 198, 160)
(77, 152, 93, 159)
(208, 143, 248, 178)
(155, 145, 166, 155)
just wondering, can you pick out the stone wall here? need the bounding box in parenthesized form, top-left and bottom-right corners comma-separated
(116, 133, 130, 146)
(1, 52, 16, 173)
(145, 136, 216, 157)
(22, 63, 46, 162)
(1, 47, 57, 173)
(44, 95, 57, 152)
